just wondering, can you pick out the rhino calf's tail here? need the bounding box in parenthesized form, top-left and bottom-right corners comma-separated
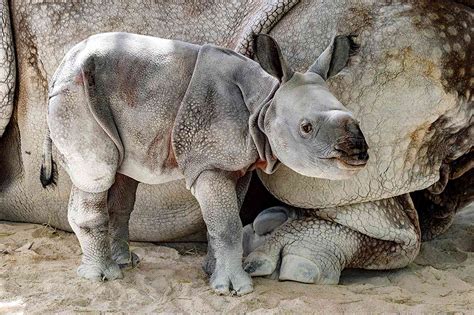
(40, 129, 56, 187)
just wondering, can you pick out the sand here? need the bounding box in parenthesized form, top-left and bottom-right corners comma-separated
(1, 205, 473, 314)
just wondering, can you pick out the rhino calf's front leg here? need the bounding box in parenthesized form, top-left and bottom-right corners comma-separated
(192, 170, 253, 295)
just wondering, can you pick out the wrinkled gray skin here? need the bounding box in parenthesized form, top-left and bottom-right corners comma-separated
(0, 0, 472, 289)
(45, 31, 367, 295)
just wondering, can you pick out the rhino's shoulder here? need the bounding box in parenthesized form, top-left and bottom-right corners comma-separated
(172, 44, 275, 189)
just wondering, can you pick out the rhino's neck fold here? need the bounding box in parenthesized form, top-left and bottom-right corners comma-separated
(243, 80, 280, 175)
(230, 53, 281, 175)
(173, 44, 281, 188)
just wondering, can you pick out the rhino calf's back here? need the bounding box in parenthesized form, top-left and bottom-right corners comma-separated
(48, 32, 201, 191)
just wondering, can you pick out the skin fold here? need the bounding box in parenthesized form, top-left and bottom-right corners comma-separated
(0, 0, 472, 287)
(0, 1, 15, 137)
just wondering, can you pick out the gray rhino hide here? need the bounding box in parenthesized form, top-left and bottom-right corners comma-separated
(48, 33, 278, 193)
(174, 44, 279, 189)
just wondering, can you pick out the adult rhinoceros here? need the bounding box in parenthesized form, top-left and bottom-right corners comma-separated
(0, 0, 472, 285)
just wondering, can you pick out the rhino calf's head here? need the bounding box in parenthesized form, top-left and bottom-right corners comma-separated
(254, 34, 369, 180)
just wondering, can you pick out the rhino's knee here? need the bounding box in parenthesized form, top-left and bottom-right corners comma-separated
(68, 188, 109, 231)
(71, 214, 108, 233)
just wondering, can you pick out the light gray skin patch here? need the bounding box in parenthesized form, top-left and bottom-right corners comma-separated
(45, 32, 367, 295)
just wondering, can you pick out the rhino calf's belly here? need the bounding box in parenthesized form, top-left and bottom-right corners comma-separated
(118, 156, 184, 185)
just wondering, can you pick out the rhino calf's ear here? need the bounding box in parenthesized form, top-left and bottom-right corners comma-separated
(253, 34, 294, 83)
(307, 35, 359, 80)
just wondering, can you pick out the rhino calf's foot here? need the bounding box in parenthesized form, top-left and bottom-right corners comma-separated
(113, 251, 140, 269)
(202, 243, 253, 296)
(210, 259, 253, 296)
(202, 238, 216, 275)
(68, 185, 123, 281)
(77, 259, 123, 281)
(206, 236, 252, 295)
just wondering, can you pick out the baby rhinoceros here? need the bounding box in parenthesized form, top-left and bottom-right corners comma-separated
(41, 32, 369, 295)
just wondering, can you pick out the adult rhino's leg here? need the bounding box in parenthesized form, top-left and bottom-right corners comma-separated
(244, 195, 421, 284)
(412, 166, 474, 241)
(410, 90, 473, 240)
(0, 0, 16, 136)
(234, 0, 300, 57)
(108, 173, 140, 268)
(245, 214, 365, 284)
(68, 185, 122, 281)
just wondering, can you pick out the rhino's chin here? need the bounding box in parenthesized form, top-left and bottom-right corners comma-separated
(286, 157, 364, 181)
(333, 157, 367, 169)
(323, 164, 363, 180)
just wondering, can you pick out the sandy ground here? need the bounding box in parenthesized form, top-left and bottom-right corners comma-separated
(1, 205, 473, 314)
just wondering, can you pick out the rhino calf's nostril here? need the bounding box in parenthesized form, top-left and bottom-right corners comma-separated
(358, 151, 369, 162)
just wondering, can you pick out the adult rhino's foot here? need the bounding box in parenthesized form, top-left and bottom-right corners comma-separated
(77, 259, 123, 281)
(244, 195, 421, 284)
(244, 217, 357, 284)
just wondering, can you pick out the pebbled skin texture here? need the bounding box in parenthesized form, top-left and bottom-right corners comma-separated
(68, 185, 123, 281)
(235, 0, 299, 57)
(244, 194, 421, 283)
(193, 170, 253, 295)
(0, 0, 472, 284)
(259, 0, 472, 209)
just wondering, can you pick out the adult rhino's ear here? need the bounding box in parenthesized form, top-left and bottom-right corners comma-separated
(307, 35, 359, 80)
(253, 34, 294, 83)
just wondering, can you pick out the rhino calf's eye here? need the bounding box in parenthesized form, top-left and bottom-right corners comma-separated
(300, 121, 313, 135)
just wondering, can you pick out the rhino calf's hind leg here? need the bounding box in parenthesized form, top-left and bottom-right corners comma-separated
(108, 173, 139, 268)
(68, 185, 123, 281)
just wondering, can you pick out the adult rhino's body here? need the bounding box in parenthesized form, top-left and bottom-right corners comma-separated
(0, 0, 472, 284)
